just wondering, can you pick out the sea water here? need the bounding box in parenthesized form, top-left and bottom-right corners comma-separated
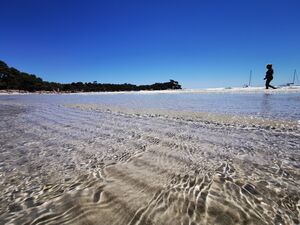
(1, 92, 300, 120)
(0, 92, 299, 225)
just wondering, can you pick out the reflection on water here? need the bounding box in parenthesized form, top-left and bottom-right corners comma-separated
(260, 94, 272, 118)
(0, 93, 299, 225)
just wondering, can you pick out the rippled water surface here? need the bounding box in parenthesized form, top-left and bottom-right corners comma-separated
(0, 92, 299, 225)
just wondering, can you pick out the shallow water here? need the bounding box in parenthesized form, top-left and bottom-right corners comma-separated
(1, 92, 300, 120)
(0, 93, 299, 225)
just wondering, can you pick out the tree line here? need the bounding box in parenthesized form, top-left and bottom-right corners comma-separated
(0, 60, 181, 92)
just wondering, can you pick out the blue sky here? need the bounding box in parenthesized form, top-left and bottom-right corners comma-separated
(1, 0, 299, 88)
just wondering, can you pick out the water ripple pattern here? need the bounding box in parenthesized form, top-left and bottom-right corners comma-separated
(0, 94, 299, 225)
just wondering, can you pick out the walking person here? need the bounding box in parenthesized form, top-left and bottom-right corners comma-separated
(264, 64, 276, 89)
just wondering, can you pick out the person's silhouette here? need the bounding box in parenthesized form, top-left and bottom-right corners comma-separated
(264, 64, 276, 89)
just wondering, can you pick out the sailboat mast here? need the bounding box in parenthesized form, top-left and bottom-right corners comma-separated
(248, 70, 252, 86)
(293, 69, 296, 84)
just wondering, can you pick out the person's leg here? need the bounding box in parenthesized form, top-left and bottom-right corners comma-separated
(269, 84, 276, 89)
(268, 79, 276, 89)
(265, 80, 270, 89)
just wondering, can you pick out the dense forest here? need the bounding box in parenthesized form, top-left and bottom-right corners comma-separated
(0, 60, 181, 92)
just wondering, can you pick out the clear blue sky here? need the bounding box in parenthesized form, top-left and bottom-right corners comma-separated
(1, 0, 299, 88)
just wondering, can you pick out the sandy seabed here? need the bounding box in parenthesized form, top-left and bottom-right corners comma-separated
(0, 100, 299, 225)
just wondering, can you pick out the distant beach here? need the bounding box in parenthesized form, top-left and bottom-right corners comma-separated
(1, 85, 300, 95)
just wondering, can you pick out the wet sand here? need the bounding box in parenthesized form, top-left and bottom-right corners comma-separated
(0, 101, 299, 225)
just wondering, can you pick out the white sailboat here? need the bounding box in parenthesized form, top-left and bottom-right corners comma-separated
(280, 69, 299, 87)
(243, 70, 252, 87)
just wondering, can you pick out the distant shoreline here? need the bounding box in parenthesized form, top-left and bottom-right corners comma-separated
(1, 86, 300, 95)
